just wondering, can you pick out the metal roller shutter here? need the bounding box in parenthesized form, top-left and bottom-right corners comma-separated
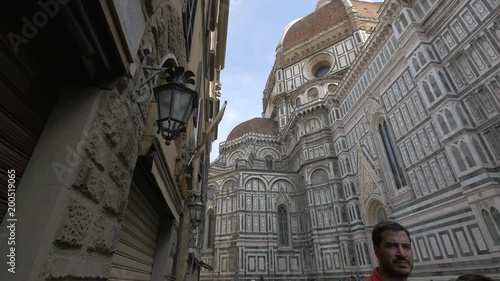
(110, 183, 160, 281)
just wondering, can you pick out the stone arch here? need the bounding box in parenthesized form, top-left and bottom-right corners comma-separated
(307, 87, 319, 101)
(270, 178, 295, 192)
(365, 198, 387, 225)
(159, 53, 179, 68)
(221, 179, 237, 192)
(309, 168, 329, 184)
(256, 147, 281, 160)
(243, 177, 266, 191)
(227, 150, 246, 166)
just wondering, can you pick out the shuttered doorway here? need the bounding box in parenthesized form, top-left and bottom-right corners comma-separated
(110, 182, 160, 281)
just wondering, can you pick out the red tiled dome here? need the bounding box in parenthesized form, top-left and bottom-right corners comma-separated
(281, 0, 348, 52)
(226, 118, 278, 142)
(280, 0, 381, 52)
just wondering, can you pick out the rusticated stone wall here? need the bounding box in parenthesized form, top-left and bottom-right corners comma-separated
(0, 1, 187, 280)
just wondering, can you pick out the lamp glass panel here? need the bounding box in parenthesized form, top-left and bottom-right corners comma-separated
(171, 87, 194, 124)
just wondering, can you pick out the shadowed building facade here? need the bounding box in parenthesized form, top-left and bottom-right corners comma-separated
(0, 1, 229, 280)
(202, 0, 500, 280)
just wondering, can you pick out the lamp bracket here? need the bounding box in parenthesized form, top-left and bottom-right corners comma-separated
(132, 60, 196, 104)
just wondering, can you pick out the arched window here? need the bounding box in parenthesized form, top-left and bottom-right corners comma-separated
(206, 210, 216, 249)
(265, 158, 274, 170)
(307, 88, 319, 101)
(472, 137, 488, 164)
(482, 207, 500, 245)
(379, 121, 407, 189)
(418, 51, 426, 65)
(460, 141, 476, 168)
(439, 72, 452, 92)
(364, 242, 372, 265)
(429, 75, 442, 98)
(451, 146, 466, 171)
(355, 204, 361, 220)
(345, 158, 352, 173)
(445, 109, 457, 130)
(350, 182, 357, 195)
(278, 205, 290, 246)
(245, 178, 265, 190)
(348, 242, 356, 266)
(438, 114, 449, 135)
(423, 81, 434, 103)
(337, 185, 345, 199)
(306, 118, 321, 133)
(295, 97, 302, 107)
(341, 206, 348, 222)
(426, 47, 436, 60)
(311, 169, 329, 184)
(412, 58, 420, 72)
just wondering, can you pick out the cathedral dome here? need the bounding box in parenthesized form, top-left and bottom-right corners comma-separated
(278, 0, 381, 52)
(226, 118, 278, 142)
(280, 0, 349, 52)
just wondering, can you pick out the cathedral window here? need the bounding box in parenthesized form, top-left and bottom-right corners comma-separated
(438, 71, 452, 92)
(350, 182, 357, 195)
(265, 157, 274, 170)
(412, 58, 421, 73)
(182, 0, 198, 58)
(311, 169, 329, 184)
(295, 97, 302, 107)
(435, 103, 471, 138)
(307, 88, 319, 101)
(305, 118, 321, 133)
(472, 136, 490, 164)
(421, 72, 447, 105)
(418, 51, 426, 65)
(206, 210, 215, 249)
(336, 185, 344, 200)
(379, 121, 407, 189)
(355, 203, 361, 220)
(448, 137, 486, 174)
(482, 207, 500, 245)
(341, 206, 348, 222)
(277, 205, 290, 247)
(348, 242, 356, 266)
(364, 242, 372, 265)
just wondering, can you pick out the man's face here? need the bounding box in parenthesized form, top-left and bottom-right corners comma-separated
(374, 230, 413, 279)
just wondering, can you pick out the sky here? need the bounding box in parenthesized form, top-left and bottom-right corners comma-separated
(210, 0, 383, 161)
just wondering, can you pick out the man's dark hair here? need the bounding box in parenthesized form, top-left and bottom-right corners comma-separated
(456, 274, 494, 281)
(372, 220, 410, 247)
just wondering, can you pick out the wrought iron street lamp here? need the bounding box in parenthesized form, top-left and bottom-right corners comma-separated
(154, 67, 198, 144)
(187, 192, 205, 228)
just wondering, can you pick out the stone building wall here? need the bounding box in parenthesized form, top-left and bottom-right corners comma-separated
(0, 0, 219, 280)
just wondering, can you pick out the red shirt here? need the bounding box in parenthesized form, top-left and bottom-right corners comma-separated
(366, 267, 382, 281)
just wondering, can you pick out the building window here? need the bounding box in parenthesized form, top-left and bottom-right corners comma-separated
(311, 169, 329, 184)
(379, 121, 407, 189)
(348, 242, 356, 266)
(482, 207, 500, 245)
(364, 242, 372, 265)
(341, 206, 348, 222)
(449, 138, 482, 173)
(265, 158, 273, 170)
(305, 118, 321, 133)
(183, 0, 198, 59)
(207, 210, 215, 249)
(277, 205, 290, 247)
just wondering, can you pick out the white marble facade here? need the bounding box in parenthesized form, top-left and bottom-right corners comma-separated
(202, 0, 500, 280)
